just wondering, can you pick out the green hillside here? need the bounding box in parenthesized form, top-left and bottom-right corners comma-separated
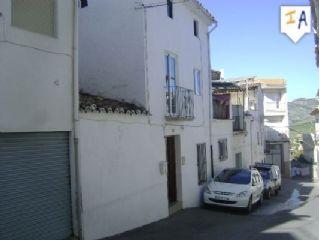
(288, 98, 318, 152)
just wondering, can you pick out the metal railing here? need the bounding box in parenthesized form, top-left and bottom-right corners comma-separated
(165, 85, 194, 120)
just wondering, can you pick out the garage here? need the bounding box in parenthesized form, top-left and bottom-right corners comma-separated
(0, 132, 73, 240)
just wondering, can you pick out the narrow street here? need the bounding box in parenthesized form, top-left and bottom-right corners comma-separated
(106, 179, 319, 240)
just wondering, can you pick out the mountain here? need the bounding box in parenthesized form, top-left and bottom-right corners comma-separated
(288, 98, 318, 140)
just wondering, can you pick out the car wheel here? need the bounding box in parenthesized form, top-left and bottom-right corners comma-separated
(258, 194, 263, 206)
(245, 196, 252, 214)
(266, 189, 271, 199)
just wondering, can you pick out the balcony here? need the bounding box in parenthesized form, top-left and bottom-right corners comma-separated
(264, 101, 286, 116)
(165, 85, 194, 120)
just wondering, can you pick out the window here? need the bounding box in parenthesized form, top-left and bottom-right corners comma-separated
(218, 139, 228, 161)
(194, 69, 201, 96)
(213, 94, 230, 119)
(193, 20, 199, 37)
(165, 54, 176, 87)
(165, 54, 177, 114)
(197, 143, 207, 185)
(11, 0, 56, 36)
(167, 0, 173, 18)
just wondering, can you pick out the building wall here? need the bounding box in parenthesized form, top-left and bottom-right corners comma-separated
(78, 2, 213, 238)
(78, 0, 147, 107)
(232, 132, 248, 167)
(263, 88, 289, 140)
(0, 0, 74, 132)
(145, 2, 212, 206)
(164, 124, 211, 208)
(78, 114, 168, 240)
(145, 0, 211, 127)
(303, 133, 316, 162)
(211, 120, 234, 175)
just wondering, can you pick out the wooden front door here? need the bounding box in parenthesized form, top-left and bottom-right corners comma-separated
(166, 136, 177, 204)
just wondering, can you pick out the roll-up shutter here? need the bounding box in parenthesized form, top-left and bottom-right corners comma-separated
(0, 132, 72, 240)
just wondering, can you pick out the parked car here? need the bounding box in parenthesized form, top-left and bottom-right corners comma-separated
(204, 168, 264, 213)
(254, 163, 282, 199)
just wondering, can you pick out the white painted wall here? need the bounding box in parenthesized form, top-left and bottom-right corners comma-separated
(78, 1, 213, 238)
(144, 0, 211, 127)
(262, 86, 290, 176)
(144, 1, 212, 207)
(79, 114, 168, 240)
(0, 0, 74, 132)
(211, 120, 234, 175)
(78, 0, 146, 107)
(246, 87, 266, 165)
(263, 88, 289, 140)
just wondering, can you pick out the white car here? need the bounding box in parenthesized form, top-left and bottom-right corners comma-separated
(203, 168, 264, 213)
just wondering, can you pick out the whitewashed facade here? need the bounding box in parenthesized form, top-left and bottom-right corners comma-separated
(257, 79, 291, 177)
(0, 1, 79, 239)
(211, 78, 265, 174)
(78, 1, 214, 239)
(211, 81, 249, 174)
(238, 79, 266, 166)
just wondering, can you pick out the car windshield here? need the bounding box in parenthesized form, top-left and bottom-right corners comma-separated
(259, 170, 270, 180)
(214, 169, 251, 185)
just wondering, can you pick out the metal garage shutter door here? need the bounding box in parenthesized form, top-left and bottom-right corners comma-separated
(0, 132, 72, 240)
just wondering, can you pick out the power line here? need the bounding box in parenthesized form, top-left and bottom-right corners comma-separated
(135, 0, 189, 9)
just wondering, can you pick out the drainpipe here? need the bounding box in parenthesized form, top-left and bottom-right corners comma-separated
(207, 19, 217, 178)
(72, 1, 83, 239)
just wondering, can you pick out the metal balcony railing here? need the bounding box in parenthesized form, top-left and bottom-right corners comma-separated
(165, 85, 194, 120)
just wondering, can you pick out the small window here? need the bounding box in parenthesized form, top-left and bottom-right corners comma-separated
(167, 0, 173, 18)
(11, 0, 56, 36)
(197, 143, 207, 185)
(218, 139, 228, 161)
(193, 20, 199, 37)
(194, 69, 201, 95)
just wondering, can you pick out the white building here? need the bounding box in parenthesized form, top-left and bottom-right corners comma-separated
(237, 79, 266, 166)
(0, 1, 80, 239)
(256, 79, 291, 177)
(307, 107, 319, 180)
(211, 77, 265, 175)
(78, 1, 215, 239)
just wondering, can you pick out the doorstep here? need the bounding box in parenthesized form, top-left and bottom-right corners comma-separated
(169, 201, 182, 215)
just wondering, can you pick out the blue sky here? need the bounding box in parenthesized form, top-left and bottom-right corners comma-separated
(200, 0, 319, 101)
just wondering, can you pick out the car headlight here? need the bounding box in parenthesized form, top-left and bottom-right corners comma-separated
(205, 186, 212, 194)
(236, 191, 249, 198)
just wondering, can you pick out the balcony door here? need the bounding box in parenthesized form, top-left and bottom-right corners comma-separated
(165, 54, 177, 115)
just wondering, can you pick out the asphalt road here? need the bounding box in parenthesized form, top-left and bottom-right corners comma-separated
(105, 178, 319, 240)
